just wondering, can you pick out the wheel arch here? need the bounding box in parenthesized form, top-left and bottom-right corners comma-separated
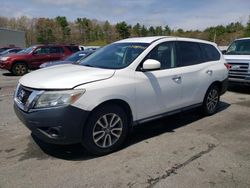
(11, 60, 29, 69)
(209, 81, 223, 94)
(87, 99, 134, 128)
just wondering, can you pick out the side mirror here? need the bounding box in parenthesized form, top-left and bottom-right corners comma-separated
(142, 59, 161, 71)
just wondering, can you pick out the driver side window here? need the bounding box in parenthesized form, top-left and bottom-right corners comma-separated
(143, 42, 176, 70)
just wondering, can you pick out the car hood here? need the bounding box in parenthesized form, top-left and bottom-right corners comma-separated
(19, 64, 115, 89)
(7, 53, 30, 58)
(224, 55, 250, 62)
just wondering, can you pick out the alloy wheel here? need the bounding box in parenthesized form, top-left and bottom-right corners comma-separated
(14, 64, 27, 75)
(92, 113, 123, 148)
(206, 89, 219, 113)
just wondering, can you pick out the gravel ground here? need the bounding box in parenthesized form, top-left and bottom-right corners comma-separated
(0, 69, 250, 188)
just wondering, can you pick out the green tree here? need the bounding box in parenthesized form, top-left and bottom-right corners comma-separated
(164, 25, 171, 35)
(35, 18, 56, 44)
(55, 16, 70, 43)
(140, 25, 148, 36)
(76, 17, 91, 43)
(103, 21, 112, 42)
(155, 26, 163, 35)
(148, 26, 155, 36)
(132, 23, 141, 36)
(115, 21, 131, 39)
(244, 16, 250, 37)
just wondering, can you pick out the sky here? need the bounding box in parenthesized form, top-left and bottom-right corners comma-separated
(1, 0, 250, 30)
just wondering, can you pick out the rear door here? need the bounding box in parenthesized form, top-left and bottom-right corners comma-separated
(49, 46, 66, 61)
(175, 41, 218, 107)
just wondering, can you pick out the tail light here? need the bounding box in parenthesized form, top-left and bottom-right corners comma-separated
(224, 63, 231, 70)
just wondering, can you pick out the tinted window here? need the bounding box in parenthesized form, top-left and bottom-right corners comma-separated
(144, 42, 176, 70)
(66, 46, 80, 53)
(200, 43, 220, 61)
(50, 47, 64, 54)
(33, 47, 50, 55)
(177, 41, 203, 67)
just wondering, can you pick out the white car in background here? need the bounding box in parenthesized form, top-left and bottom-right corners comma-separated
(14, 36, 228, 155)
(223, 38, 250, 86)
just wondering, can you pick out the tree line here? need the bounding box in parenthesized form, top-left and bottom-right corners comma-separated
(0, 15, 250, 47)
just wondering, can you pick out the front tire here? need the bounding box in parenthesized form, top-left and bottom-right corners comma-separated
(202, 85, 220, 115)
(82, 104, 129, 156)
(11, 62, 28, 76)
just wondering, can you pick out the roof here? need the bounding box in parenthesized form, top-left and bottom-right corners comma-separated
(115, 36, 216, 46)
(235, 37, 250, 41)
(116, 36, 169, 43)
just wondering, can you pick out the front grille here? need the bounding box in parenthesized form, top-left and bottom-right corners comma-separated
(228, 62, 250, 80)
(16, 85, 32, 106)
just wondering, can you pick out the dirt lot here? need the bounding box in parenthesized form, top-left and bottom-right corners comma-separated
(0, 69, 250, 188)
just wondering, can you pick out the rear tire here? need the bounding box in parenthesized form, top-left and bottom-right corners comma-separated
(82, 104, 129, 156)
(202, 85, 220, 115)
(11, 62, 28, 76)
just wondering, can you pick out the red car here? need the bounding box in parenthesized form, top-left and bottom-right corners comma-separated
(0, 45, 79, 76)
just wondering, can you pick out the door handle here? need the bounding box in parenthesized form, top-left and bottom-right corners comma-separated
(206, 70, 213, 75)
(172, 75, 181, 83)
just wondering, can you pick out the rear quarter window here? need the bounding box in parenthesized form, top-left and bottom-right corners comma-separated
(176, 41, 203, 67)
(66, 46, 80, 53)
(200, 43, 220, 61)
(50, 47, 64, 54)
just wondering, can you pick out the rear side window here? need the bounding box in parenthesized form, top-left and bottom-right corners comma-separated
(200, 43, 220, 61)
(176, 41, 203, 67)
(66, 46, 79, 53)
(50, 47, 64, 54)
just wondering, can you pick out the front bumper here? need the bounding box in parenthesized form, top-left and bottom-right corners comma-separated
(14, 103, 90, 144)
(0, 60, 11, 70)
(228, 78, 250, 86)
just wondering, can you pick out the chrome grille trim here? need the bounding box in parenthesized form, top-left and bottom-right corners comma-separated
(227, 62, 250, 81)
(14, 84, 44, 112)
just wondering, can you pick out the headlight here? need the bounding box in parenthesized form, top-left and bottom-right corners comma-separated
(0, 57, 9, 61)
(34, 89, 85, 109)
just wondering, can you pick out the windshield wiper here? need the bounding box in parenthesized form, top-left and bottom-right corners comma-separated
(83, 64, 96, 68)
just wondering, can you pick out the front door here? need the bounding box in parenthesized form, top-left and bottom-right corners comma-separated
(135, 42, 183, 121)
(30, 46, 51, 68)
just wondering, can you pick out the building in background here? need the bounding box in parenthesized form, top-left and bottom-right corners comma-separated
(0, 28, 25, 48)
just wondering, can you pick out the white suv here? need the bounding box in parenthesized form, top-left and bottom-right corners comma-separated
(14, 36, 228, 155)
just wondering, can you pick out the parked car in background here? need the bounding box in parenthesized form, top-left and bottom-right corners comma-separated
(14, 36, 228, 155)
(39, 49, 96, 68)
(0, 47, 12, 53)
(0, 44, 79, 76)
(79, 45, 100, 51)
(0, 48, 22, 56)
(223, 38, 250, 86)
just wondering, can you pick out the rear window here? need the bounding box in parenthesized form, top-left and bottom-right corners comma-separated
(65, 46, 80, 53)
(200, 43, 220, 61)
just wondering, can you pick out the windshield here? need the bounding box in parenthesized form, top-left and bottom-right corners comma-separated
(79, 42, 149, 69)
(17, 47, 34, 54)
(226, 39, 250, 55)
(66, 51, 92, 62)
(0, 49, 11, 56)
